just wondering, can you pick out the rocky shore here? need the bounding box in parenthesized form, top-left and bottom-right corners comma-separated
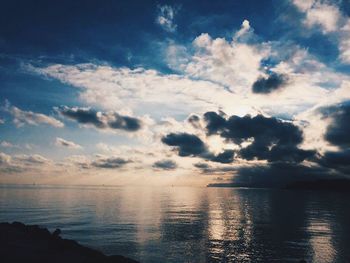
(0, 222, 139, 263)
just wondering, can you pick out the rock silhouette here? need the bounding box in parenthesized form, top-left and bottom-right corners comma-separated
(0, 222, 139, 263)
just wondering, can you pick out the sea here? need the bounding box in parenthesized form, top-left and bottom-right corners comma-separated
(0, 185, 349, 263)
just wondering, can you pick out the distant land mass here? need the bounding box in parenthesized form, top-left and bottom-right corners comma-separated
(208, 179, 350, 192)
(207, 182, 257, 188)
(0, 222, 138, 263)
(284, 179, 350, 191)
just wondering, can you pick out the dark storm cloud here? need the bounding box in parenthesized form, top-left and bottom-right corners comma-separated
(235, 162, 334, 188)
(57, 106, 142, 131)
(161, 133, 207, 157)
(317, 150, 350, 175)
(203, 111, 226, 135)
(204, 112, 314, 163)
(193, 162, 237, 174)
(163, 113, 314, 164)
(316, 103, 350, 174)
(322, 103, 350, 148)
(252, 73, 287, 94)
(199, 103, 350, 186)
(91, 157, 131, 169)
(210, 150, 235, 163)
(240, 143, 315, 163)
(58, 106, 103, 127)
(152, 159, 178, 170)
(109, 115, 141, 131)
(215, 101, 350, 186)
(161, 133, 234, 163)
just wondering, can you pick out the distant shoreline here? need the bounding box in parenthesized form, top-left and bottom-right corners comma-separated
(207, 179, 350, 192)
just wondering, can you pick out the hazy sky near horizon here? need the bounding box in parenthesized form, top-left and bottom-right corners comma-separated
(1, 0, 350, 185)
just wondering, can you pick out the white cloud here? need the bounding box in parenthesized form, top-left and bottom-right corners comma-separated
(4, 102, 64, 128)
(304, 2, 340, 33)
(55, 137, 83, 149)
(192, 33, 212, 48)
(292, 0, 315, 12)
(292, 0, 350, 64)
(29, 23, 270, 117)
(0, 141, 34, 150)
(165, 42, 189, 70)
(185, 30, 268, 93)
(233, 19, 253, 40)
(33, 63, 235, 116)
(14, 154, 51, 164)
(339, 20, 350, 63)
(0, 152, 11, 165)
(30, 22, 350, 120)
(156, 5, 178, 32)
(0, 141, 14, 148)
(0, 152, 54, 175)
(24, 143, 35, 150)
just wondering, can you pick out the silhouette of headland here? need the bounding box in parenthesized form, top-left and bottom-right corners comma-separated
(284, 179, 350, 191)
(208, 179, 350, 192)
(0, 222, 139, 263)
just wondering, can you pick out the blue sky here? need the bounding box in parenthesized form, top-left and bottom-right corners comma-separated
(1, 0, 350, 186)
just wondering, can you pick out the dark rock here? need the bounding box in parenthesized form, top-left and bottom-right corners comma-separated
(52, 228, 61, 238)
(0, 222, 139, 263)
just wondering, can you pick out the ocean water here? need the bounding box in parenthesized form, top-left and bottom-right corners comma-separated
(0, 185, 349, 263)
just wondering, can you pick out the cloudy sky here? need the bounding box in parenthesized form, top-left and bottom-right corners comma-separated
(1, 0, 350, 186)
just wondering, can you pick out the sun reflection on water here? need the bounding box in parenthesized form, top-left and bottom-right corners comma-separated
(0, 185, 349, 262)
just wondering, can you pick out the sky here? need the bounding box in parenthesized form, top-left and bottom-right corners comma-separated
(0, 0, 350, 186)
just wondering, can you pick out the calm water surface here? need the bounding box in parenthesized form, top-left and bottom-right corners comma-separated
(0, 185, 349, 262)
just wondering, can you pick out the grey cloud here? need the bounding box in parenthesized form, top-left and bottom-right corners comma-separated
(252, 73, 288, 94)
(317, 102, 350, 174)
(161, 133, 207, 157)
(319, 150, 350, 174)
(193, 162, 237, 175)
(234, 163, 337, 188)
(210, 150, 235, 164)
(203, 111, 226, 135)
(193, 162, 210, 170)
(152, 159, 177, 170)
(91, 156, 131, 169)
(187, 114, 201, 129)
(322, 102, 350, 148)
(161, 133, 234, 163)
(55, 137, 82, 149)
(57, 106, 142, 132)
